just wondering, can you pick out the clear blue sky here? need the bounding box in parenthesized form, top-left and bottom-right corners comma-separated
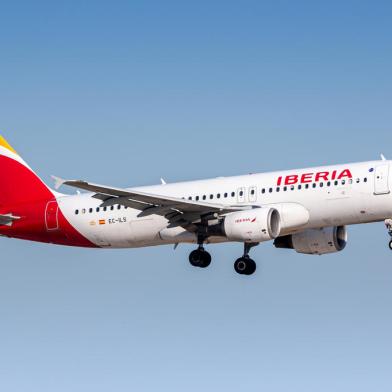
(1, 1, 392, 391)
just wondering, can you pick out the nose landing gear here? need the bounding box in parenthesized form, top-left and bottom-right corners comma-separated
(385, 219, 392, 250)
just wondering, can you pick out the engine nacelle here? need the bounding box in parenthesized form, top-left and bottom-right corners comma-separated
(223, 208, 281, 243)
(274, 226, 347, 255)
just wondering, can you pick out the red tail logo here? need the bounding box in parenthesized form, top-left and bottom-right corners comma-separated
(0, 136, 96, 248)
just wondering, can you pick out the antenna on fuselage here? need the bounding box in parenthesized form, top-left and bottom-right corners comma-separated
(381, 154, 387, 161)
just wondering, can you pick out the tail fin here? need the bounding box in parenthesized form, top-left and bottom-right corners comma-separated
(0, 135, 55, 208)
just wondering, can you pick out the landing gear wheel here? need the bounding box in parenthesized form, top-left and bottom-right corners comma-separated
(389, 240, 392, 251)
(200, 251, 211, 268)
(189, 250, 201, 267)
(189, 249, 211, 268)
(234, 257, 257, 276)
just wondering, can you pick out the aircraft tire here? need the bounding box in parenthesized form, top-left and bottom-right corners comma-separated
(234, 257, 256, 275)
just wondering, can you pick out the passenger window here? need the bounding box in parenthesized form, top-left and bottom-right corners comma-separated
(118, 205, 121, 210)
(348, 179, 353, 184)
(284, 186, 288, 191)
(103, 207, 107, 212)
(196, 196, 199, 201)
(231, 192, 235, 197)
(224, 193, 228, 198)
(298, 185, 302, 190)
(261, 189, 266, 194)
(217, 194, 221, 199)
(305, 184, 309, 189)
(276, 187, 280, 192)
(239, 191, 244, 197)
(203, 195, 207, 200)
(320, 183, 324, 187)
(364, 178, 368, 183)
(312, 183, 317, 188)
(290, 185, 295, 191)
(75, 210, 79, 215)
(89, 208, 93, 213)
(82, 209, 86, 214)
(188, 196, 192, 200)
(96, 207, 100, 212)
(342, 180, 346, 185)
(269, 188, 273, 193)
(356, 178, 360, 183)
(210, 194, 213, 199)
(250, 189, 255, 195)
(334, 180, 339, 186)
(327, 181, 331, 187)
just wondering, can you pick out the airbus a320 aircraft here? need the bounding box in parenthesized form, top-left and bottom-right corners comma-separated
(1, 135, 392, 275)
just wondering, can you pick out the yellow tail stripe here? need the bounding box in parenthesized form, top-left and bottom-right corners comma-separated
(0, 135, 18, 155)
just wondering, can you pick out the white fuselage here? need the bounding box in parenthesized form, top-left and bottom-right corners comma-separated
(57, 160, 392, 248)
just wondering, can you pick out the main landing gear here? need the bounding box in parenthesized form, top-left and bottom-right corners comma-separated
(385, 219, 392, 251)
(188, 238, 259, 276)
(234, 243, 258, 276)
(189, 247, 212, 268)
(188, 233, 212, 269)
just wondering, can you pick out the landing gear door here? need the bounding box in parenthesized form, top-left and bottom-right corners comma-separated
(374, 164, 390, 195)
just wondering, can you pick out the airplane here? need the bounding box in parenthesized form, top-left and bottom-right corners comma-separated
(1, 134, 392, 276)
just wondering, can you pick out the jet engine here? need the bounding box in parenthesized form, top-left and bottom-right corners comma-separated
(223, 208, 281, 243)
(274, 226, 347, 255)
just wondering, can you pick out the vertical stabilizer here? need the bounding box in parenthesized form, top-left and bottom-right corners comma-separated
(0, 135, 55, 208)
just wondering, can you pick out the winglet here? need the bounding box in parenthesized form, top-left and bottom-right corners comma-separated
(0, 135, 18, 155)
(51, 175, 66, 190)
(381, 154, 387, 161)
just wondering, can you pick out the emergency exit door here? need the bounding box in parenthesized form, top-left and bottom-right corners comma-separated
(45, 201, 59, 230)
(374, 164, 390, 195)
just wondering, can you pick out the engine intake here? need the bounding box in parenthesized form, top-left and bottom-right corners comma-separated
(274, 226, 347, 255)
(223, 208, 281, 243)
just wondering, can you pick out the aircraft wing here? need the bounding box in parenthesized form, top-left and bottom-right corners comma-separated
(53, 177, 249, 224)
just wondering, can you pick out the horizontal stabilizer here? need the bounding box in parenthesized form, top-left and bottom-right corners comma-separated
(0, 213, 20, 226)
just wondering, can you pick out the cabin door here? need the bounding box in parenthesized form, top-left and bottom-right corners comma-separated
(374, 164, 390, 195)
(45, 201, 59, 231)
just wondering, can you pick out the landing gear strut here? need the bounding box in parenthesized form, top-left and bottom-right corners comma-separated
(188, 235, 211, 268)
(385, 219, 392, 251)
(234, 243, 258, 276)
